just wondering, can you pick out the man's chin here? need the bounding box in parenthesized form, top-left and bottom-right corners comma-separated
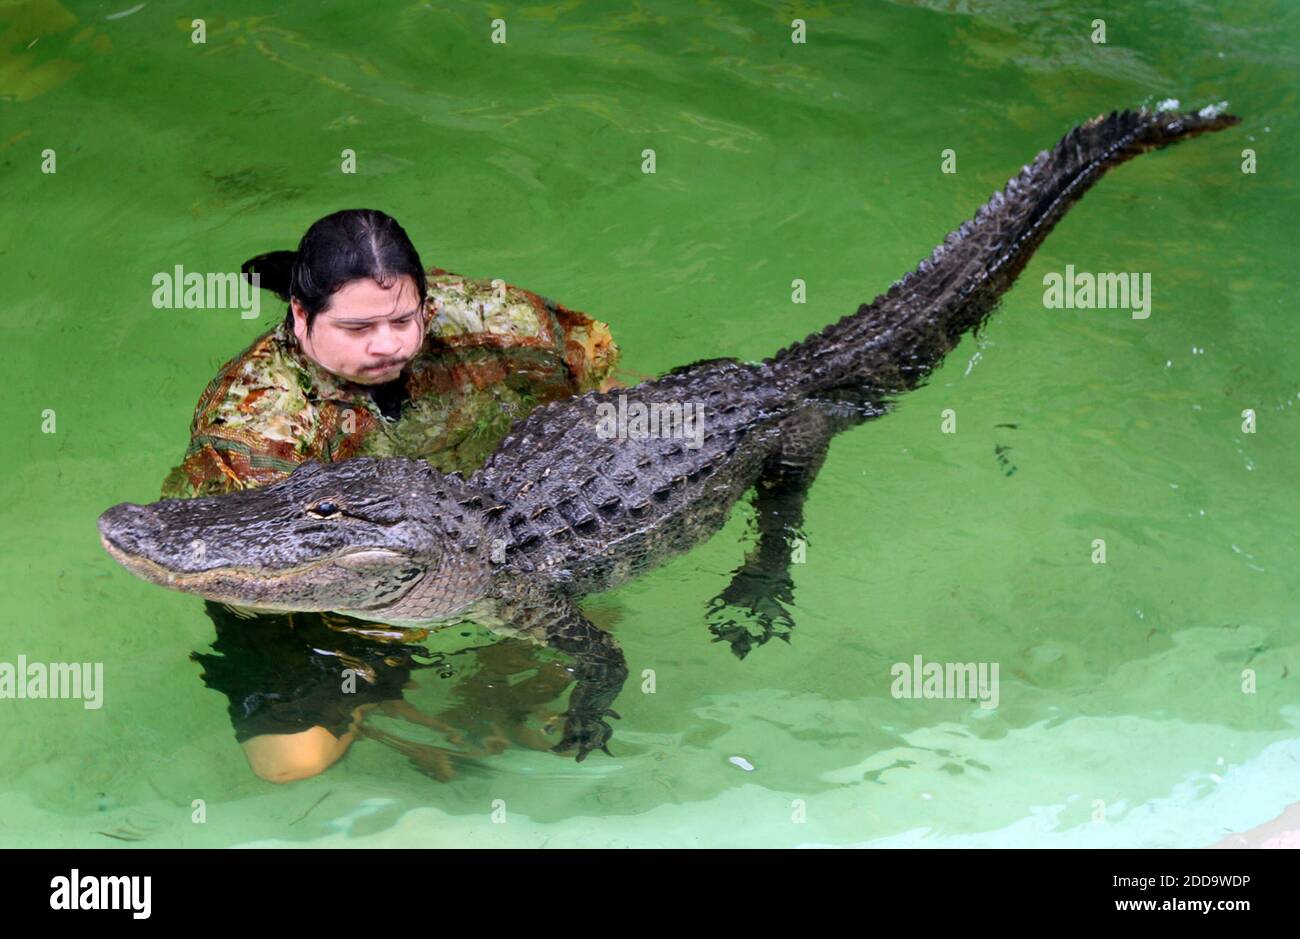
(345, 366, 406, 385)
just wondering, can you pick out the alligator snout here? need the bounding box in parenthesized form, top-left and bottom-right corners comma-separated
(96, 502, 157, 559)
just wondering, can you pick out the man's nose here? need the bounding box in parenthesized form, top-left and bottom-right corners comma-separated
(367, 324, 402, 356)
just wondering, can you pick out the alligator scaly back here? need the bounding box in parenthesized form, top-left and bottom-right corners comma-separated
(766, 106, 1239, 400)
(459, 107, 1241, 592)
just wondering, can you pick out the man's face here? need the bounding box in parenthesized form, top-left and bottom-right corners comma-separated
(292, 276, 425, 385)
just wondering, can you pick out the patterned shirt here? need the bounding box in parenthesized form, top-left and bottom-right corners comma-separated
(161, 267, 619, 498)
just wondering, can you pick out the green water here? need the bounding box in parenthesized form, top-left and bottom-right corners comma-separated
(1, 0, 1297, 848)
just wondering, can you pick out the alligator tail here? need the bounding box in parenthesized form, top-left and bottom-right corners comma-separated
(765, 106, 1239, 399)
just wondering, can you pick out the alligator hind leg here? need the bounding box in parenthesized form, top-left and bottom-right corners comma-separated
(707, 398, 875, 658)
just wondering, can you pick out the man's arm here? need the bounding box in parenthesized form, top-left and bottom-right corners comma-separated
(160, 339, 318, 499)
(423, 267, 622, 394)
(542, 297, 622, 393)
(161, 432, 304, 499)
(161, 441, 246, 499)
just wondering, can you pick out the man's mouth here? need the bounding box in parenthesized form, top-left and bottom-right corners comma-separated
(365, 361, 404, 372)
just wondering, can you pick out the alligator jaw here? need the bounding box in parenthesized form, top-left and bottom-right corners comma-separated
(98, 529, 417, 614)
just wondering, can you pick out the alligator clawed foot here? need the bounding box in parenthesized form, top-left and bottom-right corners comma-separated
(551, 708, 619, 762)
(706, 570, 796, 658)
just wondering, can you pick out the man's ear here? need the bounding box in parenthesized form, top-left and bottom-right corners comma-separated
(290, 298, 309, 346)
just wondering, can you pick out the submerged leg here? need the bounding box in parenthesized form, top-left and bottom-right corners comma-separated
(707, 399, 875, 658)
(500, 591, 629, 762)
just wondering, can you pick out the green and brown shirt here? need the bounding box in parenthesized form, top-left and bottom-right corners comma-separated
(162, 267, 619, 498)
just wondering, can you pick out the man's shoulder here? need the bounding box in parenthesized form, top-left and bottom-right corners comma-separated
(192, 324, 314, 440)
(418, 266, 621, 392)
(198, 324, 294, 390)
(424, 268, 558, 346)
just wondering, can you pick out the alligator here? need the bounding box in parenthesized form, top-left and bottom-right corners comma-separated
(99, 106, 1238, 761)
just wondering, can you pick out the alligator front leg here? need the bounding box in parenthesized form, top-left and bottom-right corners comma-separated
(499, 591, 629, 762)
(707, 400, 872, 657)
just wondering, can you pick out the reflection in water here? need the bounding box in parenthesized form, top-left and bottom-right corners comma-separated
(190, 601, 575, 782)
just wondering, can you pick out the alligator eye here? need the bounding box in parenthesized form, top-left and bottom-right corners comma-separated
(308, 501, 341, 519)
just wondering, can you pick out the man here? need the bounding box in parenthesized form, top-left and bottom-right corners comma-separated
(162, 263, 619, 498)
(165, 208, 621, 781)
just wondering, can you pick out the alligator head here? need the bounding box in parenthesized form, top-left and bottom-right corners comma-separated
(97, 458, 492, 624)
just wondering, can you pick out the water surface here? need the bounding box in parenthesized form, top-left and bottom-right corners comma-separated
(1, 0, 1296, 847)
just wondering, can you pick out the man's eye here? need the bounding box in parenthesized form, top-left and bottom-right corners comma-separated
(308, 501, 341, 518)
